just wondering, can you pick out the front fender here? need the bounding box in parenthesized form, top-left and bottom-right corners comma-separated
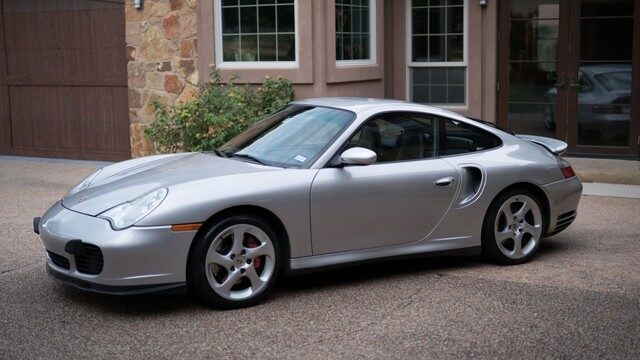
(137, 169, 319, 258)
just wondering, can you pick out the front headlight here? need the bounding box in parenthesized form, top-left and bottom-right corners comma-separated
(98, 188, 168, 230)
(65, 169, 102, 198)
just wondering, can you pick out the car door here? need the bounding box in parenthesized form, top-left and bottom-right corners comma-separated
(309, 112, 459, 255)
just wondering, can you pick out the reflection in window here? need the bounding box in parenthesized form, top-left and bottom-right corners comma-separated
(336, 0, 373, 61)
(220, 0, 296, 62)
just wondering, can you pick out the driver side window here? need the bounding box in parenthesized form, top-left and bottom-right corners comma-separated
(347, 113, 437, 163)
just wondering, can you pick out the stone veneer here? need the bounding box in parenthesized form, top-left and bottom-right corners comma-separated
(126, 0, 199, 157)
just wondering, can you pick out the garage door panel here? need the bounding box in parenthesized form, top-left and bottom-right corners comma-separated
(0, 0, 130, 160)
(6, 48, 127, 83)
(4, 10, 126, 83)
(3, 0, 124, 13)
(9, 85, 130, 153)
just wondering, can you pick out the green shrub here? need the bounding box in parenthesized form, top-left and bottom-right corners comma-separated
(145, 72, 294, 153)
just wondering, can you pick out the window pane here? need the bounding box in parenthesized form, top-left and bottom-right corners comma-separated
(413, 8, 428, 34)
(412, 36, 428, 62)
(222, 35, 240, 61)
(240, 35, 258, 61)
(220, 2, 296, 62)
(439, 119, 501, 156)
(259, 34, 277, 61)
(361, 34, 370, 59)
(411, 67, 466, 105)
(348, 114, 437, 163)
(429, 36, 445, 61)
(429, 7, 445, 34)
(342, 34, 352, 60)
(278, 33, 295, 61)
(240, 7, 257, 33)
(447, 35, 463, 61)
(448, 85, 465, 103)
(447, 6, 463, 33)
(222, 7, 239, 34)
(335, 1, 372, 61)
(258, 5, 276, 33)
(277, 5, 295, 32)
(361, 7, 370, 32)
(411, 0, 465, 63)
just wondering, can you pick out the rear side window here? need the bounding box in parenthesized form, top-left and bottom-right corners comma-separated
(438, 118, 501, 156)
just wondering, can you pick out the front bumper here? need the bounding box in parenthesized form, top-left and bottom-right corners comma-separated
(38, 201, 195, 293)
(541, 176, 583, 235)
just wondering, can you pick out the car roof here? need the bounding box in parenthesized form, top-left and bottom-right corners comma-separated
(292, 97, 445, 114)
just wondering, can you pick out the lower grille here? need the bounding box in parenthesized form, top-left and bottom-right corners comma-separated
(555, 211, 577, 232)
(47, 251, 70, 270)
(74, 243, 104, 275)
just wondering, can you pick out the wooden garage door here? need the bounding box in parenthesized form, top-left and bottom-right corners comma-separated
(0, 0, 130, 161)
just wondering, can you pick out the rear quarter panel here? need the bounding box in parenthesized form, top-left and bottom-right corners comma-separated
(428, 136, 565, 244)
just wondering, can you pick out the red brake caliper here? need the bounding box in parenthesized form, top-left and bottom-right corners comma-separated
(245, 237, 263, 270)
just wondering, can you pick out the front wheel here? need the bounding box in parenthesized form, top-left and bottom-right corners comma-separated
(482, 189, 545, 265)
(188, 215, 282, 309)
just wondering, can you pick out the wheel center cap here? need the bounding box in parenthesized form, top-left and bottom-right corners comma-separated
(234, 257, 244, 266)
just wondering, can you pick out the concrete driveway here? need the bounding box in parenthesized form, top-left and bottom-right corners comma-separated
(1, 157, 639, 359)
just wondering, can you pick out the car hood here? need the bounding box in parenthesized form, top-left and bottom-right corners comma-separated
(62, 152, 279, 216)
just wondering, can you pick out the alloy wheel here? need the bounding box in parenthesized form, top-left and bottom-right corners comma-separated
(204, 224, 276, 300)
(494, 195, 543, 259)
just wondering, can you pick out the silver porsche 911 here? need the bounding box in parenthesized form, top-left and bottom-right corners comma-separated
(35, 98, 582, 309)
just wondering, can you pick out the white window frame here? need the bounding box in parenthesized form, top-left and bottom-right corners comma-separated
(406, 0, 468, 109)
(335, 0, 377, 67)
(214, 0, 300, 69)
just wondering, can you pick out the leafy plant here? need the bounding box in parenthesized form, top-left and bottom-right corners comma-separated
(145, 72, 294, 153)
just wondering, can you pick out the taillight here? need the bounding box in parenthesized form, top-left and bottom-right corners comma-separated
(561, 165, 575, 179)
(558, 158, 576, 179)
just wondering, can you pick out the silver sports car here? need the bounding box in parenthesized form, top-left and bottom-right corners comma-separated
(35, 98, 582, 309)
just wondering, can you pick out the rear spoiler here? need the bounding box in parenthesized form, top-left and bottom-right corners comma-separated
(515, 134, 568, 156)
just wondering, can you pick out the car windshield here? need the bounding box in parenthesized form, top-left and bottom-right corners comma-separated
(219, 105, 356, 168)
(594, 71, 632, 91)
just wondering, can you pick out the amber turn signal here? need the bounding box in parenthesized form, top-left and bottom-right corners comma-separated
(171, 223, 202, 232)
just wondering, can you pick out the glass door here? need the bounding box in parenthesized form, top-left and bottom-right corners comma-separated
(498, 0, 570, 140)
(566, 0, 638, 156)
(499, 0, 639, 157)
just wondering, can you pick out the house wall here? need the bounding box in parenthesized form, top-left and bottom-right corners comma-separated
(197, 0, 386, 99)
(126, 0, 200, 157)
(126, 0, 499, 157)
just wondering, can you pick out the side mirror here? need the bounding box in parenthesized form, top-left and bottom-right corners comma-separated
(340, 147, 377, 166)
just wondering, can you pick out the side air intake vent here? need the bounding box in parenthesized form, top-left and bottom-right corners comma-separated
(457, 166, 484, 206)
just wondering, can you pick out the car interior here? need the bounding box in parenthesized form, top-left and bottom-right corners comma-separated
(347, 113, 501, 162)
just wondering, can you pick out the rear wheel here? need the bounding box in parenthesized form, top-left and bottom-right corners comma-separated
(482, 189, 545, 265)
(188, 215, 281, 309)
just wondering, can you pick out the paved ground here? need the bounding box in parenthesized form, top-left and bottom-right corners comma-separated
(1, 158, 639, 359)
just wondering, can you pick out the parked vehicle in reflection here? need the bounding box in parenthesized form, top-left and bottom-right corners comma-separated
(543, 64, 631, 145)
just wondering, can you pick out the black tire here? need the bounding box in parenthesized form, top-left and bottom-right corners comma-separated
(481, 188, 546, 265)
(187, 215, 282, 310)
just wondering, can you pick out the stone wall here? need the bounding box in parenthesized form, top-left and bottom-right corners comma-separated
(126, 0, 199, 157)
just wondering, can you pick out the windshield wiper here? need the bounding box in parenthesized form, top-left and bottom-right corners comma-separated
(205, 148, 228, 158)
(230, 153, 269, 166)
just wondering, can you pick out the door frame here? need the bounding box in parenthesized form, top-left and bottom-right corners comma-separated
(497, 0, 640, 158)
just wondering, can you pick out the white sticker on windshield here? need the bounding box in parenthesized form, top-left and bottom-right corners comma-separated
(294, 155, 308, 163)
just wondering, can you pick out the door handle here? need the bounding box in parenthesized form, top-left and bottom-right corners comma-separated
(434, 177, 455, 187)
(568, 74, 579, 91)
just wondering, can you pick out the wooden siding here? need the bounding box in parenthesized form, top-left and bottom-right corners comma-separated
(0, 0, 130, 161)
